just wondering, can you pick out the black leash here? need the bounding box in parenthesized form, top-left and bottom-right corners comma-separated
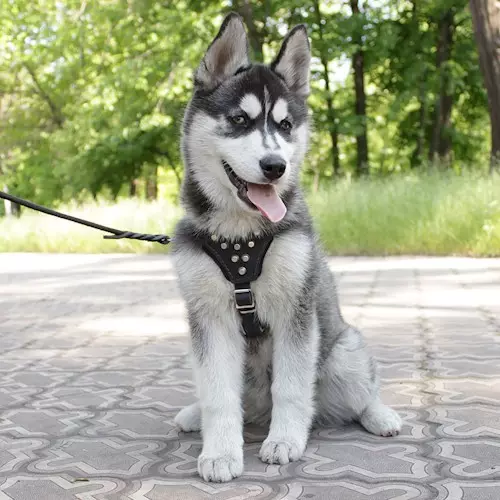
(0, 191, 171, 245)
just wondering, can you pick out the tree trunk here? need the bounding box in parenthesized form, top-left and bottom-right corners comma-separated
(129, 179, 137, 197)
(235, 0, 264, 62)
(329, 111, 341, 177)
(2, 185, 21, 217)
(414, 73, 428, 167)
(429, 9, 455, 165)
(313, 0, 341, 178)
(437, 90, 453, 161)
(23, 63, 65, 128)
(350, 0, 369, 176)
(411, 0, 427, 167)
(145, 166, 158, 200)
(469, 0, 500, 172)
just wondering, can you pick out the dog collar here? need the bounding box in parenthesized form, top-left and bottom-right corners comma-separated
(200, 232, 273, 338)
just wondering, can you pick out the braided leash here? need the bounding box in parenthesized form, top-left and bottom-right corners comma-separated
(0, 191, 171, 246)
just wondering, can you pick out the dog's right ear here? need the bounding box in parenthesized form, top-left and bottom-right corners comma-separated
(271, 25, 311, 97)
(194, 13, 250, 91)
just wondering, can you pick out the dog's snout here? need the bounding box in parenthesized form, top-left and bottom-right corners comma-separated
(259, 155, 286, 180)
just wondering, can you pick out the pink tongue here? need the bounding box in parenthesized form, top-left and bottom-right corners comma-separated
(246, 183, 287, 222)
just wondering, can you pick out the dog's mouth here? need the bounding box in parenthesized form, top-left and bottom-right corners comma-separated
(222, 160, 287, 223)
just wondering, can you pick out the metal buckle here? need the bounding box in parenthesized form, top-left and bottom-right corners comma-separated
(234, 288, 255, 313)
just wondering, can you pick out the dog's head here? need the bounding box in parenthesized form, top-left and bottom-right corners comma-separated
(181, 13, 311, 223)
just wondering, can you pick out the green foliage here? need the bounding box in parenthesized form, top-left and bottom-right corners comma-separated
(0, 0, 219, 204)
(0, 0, 492, 210)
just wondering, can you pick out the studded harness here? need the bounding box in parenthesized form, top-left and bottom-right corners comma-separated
(199, 232, 274, 338)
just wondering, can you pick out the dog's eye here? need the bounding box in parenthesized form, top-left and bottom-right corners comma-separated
(230, 114, 248, 126)
(280, 119, 293, 131)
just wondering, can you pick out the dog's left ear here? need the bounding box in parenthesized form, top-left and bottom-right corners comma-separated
(271, 25, 311, 97)
(194, 13, 250, 91)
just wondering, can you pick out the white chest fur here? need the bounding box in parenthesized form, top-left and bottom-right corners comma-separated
(252, 231, 311, 332)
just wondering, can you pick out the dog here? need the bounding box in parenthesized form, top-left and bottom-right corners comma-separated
(171, 13, 402, 483)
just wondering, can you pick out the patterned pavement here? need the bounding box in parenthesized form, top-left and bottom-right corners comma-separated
(1, 253, 500, 500)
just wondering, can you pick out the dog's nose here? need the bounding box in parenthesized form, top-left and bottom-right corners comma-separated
(259, 155, 286, 180)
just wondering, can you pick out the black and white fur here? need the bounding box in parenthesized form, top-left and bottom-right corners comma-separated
(172, 13, 402, 483)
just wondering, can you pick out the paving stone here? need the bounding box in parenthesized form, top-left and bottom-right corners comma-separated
(1, 254, 499, 499)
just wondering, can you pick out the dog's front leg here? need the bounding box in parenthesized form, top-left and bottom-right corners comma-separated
(260, 311, 318, 464)
(190, 313, 245, 482)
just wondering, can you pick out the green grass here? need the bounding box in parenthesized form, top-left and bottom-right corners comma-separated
(309, 172, 500, 256)
(1, 172, 499, 255)
(0, 198, 182, 254)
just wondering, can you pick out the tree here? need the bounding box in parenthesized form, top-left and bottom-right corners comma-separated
(0, 0, 494, 208)
(350, 0, 369, 176)
(470, 0, 500, 172)
(0, 0, 217, 204)
(233, 0, 266, 62)
(312, 0, 341, 177)
(429, 7, 456, 164)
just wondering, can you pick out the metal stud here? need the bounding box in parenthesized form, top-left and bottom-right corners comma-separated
(238, 267, 247, 275)
(234, 243, 241, 251)
(211, 234, 217, 241)
(221, 242, 228, 250)
(248, 241, 255, 248)
(242, 254, 249, 262)
(231, 255, 239, 263)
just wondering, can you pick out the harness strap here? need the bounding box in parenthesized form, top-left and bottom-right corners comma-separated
(234, 283, 268, 337)
(200, 232, 273, 338)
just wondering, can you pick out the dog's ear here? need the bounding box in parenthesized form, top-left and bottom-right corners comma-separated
(271, 25, 311, 97)
(194, 13, 250, 91)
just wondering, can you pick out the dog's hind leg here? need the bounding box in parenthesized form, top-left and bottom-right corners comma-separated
(359, 397, 401, 437)
(316, 326, 402, 435)
(175, 402, 201, 432)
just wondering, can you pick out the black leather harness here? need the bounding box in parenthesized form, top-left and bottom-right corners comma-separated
(201, 233, 274, 338)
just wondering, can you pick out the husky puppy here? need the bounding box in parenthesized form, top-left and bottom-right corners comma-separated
(172, 13, 402, 483)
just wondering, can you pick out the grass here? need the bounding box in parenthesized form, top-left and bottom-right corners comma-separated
(0, 199, 182, 254)
(308, 171, 500, 256)
(1, 172, 499, 256)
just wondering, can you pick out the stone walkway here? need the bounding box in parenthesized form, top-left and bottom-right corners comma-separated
(1, 254, 500, 500)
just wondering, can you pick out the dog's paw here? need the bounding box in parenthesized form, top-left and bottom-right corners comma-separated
(259, 437, 304, 465)
(360, 400, 402, 437)
(174, 403, 201, 432)
(198, 451, 243, 482)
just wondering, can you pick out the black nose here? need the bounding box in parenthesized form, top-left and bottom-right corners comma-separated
(259, 155, 286, 180)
